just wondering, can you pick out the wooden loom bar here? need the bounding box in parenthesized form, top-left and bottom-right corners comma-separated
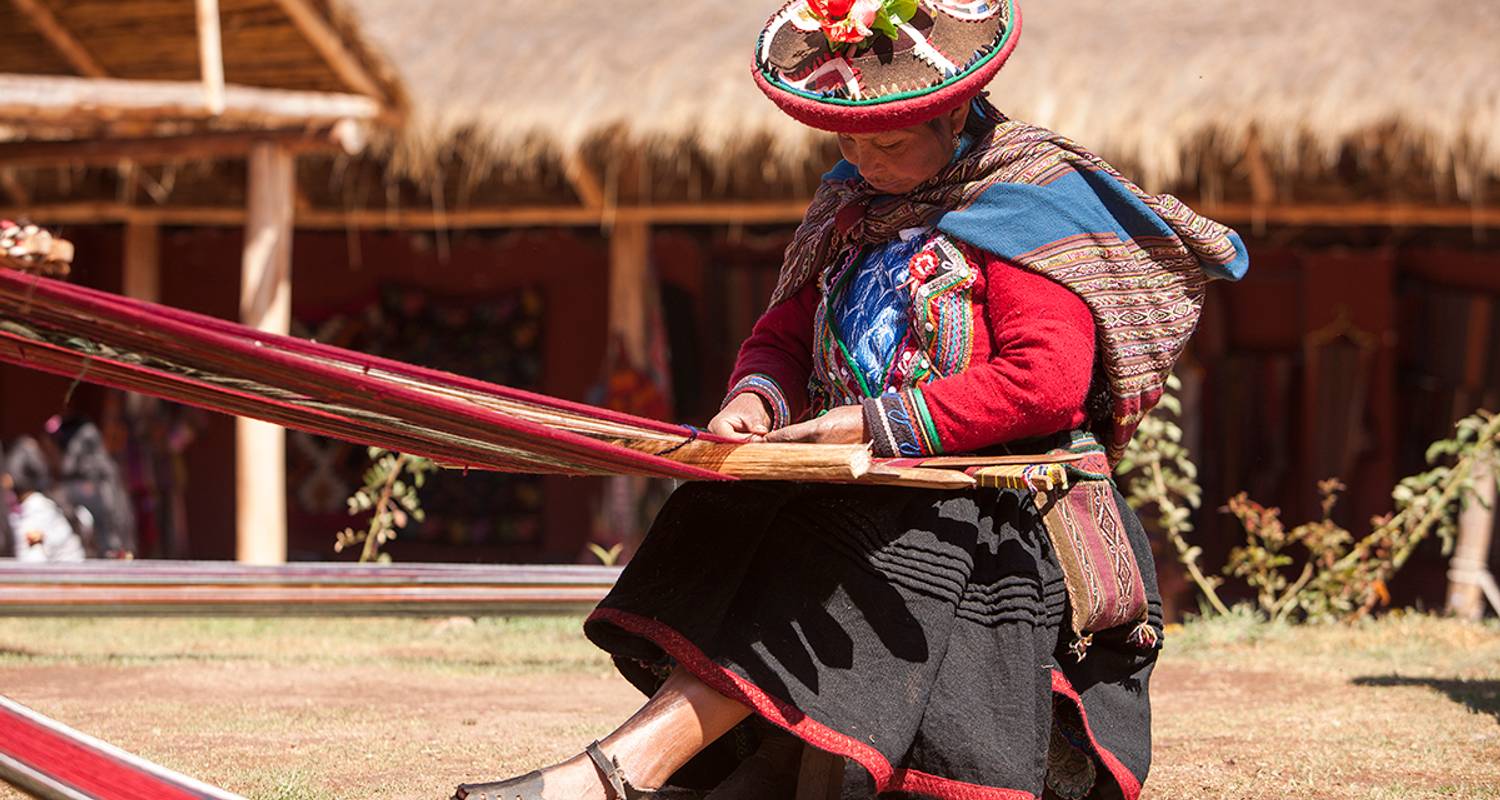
(10, 0, 107, 79)
(0, 696, 244, 800)
(0, 74, 381, 128)
(272, 0, 388, 102)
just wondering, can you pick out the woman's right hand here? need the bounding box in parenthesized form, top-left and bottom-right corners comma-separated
(708, 393, 772, 442)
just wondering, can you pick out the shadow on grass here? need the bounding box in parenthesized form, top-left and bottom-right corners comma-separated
(1353, 676, 1500, 724)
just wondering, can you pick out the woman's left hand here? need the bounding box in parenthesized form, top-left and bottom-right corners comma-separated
(764, 405, 867, 444)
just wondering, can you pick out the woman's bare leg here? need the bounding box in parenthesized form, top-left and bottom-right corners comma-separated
(529, 667, 751, 799)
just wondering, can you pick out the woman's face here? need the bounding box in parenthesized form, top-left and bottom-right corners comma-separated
(836, 102, 970, 195)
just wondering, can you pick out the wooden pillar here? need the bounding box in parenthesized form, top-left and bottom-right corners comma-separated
(1448, 460, 1499, 620)
(195, 0, 225, 115)
(122, 219, 159, 303)
(607, 220, 651, 367)
(236, 142, 294, 565)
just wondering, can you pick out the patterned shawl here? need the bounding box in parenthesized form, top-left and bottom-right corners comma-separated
(773, 100, 1250, 462)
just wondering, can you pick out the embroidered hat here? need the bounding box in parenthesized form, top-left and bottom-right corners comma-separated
(753, 0, 1021, 134)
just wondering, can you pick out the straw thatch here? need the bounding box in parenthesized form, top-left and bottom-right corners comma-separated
(346, 0, 1500, 196)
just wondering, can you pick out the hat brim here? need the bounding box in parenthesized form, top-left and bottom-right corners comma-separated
(753, 2, 1022, 135)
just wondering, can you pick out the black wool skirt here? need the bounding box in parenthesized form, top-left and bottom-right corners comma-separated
(584, 481, 1162, 800)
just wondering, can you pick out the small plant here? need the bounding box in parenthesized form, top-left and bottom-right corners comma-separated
(334, 448, 437, 563)
(1221, 479, 1352, 622)
(1120, 373, 1500, 624)
(1117, 374, 1232, 616)
(1222, 410, 1500, 623)
(586, 542, 625, 566)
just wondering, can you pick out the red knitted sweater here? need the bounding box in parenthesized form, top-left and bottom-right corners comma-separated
(727, 248, 1096, 455)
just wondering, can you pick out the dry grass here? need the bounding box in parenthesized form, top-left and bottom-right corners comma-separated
(1, 613, 1498, 799)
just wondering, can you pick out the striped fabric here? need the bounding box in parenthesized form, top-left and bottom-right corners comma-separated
(862, 388, 942, 457)
(725, 373, 792, 431)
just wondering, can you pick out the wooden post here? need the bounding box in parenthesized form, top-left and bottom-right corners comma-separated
(1447, 459, 1499, 620)
(607, 219, 651, 368)
(795, 746, 844, 800)
(195, 0, 226, 115)
(236, 142, 294, 565)
(122, 219, 159, 303)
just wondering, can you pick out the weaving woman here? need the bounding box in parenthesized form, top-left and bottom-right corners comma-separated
(456, 1, 1248, 798)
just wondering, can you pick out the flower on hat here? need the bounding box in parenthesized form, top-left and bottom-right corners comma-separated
(804, 0, 919, 49)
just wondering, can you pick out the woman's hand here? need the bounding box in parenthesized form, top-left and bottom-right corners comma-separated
(764, 405, 866, 445)
(708, 393, 772, 442)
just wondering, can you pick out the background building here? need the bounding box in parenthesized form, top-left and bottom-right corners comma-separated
(0, 0, 1495, 608)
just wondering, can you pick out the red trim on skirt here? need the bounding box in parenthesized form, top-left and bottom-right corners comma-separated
(593, 607, 1073, 800)
(1050, 670, 1143, 800)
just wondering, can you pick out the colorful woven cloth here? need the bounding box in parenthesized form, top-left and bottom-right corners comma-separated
(772, 99, 1250, 461)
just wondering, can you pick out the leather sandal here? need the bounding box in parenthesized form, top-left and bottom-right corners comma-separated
(453, 740, 691, 800)
(452, 768, 545, 800)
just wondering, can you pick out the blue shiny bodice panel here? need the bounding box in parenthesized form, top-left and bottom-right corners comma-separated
(831, 233, 927, 395)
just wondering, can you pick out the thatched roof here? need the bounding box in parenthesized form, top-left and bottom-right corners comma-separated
(0, 0, 404, 135)
(347, 0, 1500, 196)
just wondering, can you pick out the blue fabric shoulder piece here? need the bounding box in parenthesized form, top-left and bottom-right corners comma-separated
(935, 166, 1250, 282)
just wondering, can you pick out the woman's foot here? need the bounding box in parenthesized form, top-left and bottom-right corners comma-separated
(454, 742, 673, 800)
(456, 668, 748, 800)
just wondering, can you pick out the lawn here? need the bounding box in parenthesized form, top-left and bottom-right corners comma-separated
(1, 613, 1498, 799)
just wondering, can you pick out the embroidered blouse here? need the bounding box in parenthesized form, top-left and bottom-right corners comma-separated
(726, 233, 1097, 458)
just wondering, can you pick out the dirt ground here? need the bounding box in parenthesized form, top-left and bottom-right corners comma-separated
(1, 614, 1498, 800)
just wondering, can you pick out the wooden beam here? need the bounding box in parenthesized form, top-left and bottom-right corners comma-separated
(8, 198, 1497, 233)
(10, 0, 107, 79)
(0, 129, 360, 169)
(236, 141, 295, 566)
(296, 201, 814, 229)
(563, 153, 606, 209)
(196, 0, 226, 115)
(271, 0, 386, 102)
(0, 74, 381, 130)
(0, 562, 622, 617)
(122, 219, 160, 303)
(1197, 201, 1500, 229)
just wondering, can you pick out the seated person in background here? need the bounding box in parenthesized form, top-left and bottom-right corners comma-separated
(48, 416, 136, 558)
(6, 436, 88, 563)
